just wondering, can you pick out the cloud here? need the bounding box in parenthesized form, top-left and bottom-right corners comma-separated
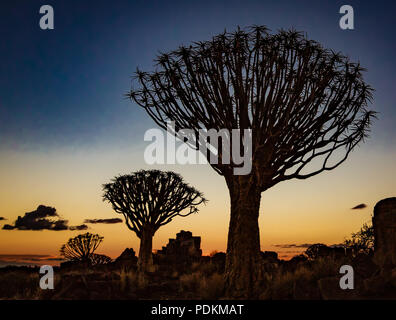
(69, 224, 88, 231)
(2, 205, 87, 231)
(351, 203, 367, 210)
(2, 224, 15, 230)
(84, 218, 123, 224)
(0, 254, 64, 267)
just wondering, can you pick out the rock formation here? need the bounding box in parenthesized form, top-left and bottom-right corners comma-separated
(113, 248, 138, 268)
(373, 197, 396, 268)
(157, 230, 202, 258)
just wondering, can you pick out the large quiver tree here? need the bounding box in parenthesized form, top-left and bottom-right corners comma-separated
(128, 26, 376, 297)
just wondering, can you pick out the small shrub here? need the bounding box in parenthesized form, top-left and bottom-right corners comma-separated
(118, 268, 138, 292)
(179, 272, 201, 292)
(0, 271, 40, 299)
(209, 250, 219, 257)
(196, 261, 218, 276)
(198, 273, 224, 299)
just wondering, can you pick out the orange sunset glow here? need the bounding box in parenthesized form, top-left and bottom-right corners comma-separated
(1, 143, 394, 264)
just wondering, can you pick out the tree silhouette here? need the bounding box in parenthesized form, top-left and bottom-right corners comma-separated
(344, 222, 374, 255)
(305, 243, 330, 260)
(90, 253, 113, 266)
(60, 232, 104, 263)
(102, 170, 206, 273)
(128, 26, 376, 297)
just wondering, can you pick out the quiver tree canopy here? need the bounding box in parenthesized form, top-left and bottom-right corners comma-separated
(102, 170, 207, 237)
(102, 170, 206, 273)
(60, 232, 104, 262)
(127, 25, 375, 297)
(90, 253, 112, 266)
(128, 26, 376, 189)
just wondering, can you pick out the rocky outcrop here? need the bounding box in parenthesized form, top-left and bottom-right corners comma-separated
(155, 231, 202, 270)
(261, 251, 278, 262)
(157, 230, 202, 258)
(373, 197, 396, 268)
(113, 248, 137, 269)
(211, 252, 226, 273)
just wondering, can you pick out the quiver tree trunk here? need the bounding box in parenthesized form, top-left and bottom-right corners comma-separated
(224, 175, 263, 299)
(137, 227, 154, 273)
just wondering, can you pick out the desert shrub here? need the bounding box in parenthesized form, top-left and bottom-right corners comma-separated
(179, 272, 202, 292)
(261, 255, 345, 299)
(309, 256, 344, 280)
(191, 262, 200, 272)
(305, 244, 329, 260)
(0, 271, 40, 299)
(179, 271, 224, 299)
(197, 261, 218, 276)
(118, 268, 138, 292)
(269, 266, 313, 299)
(60, 232, 104, 263)
(344, 222, 374, 255)
(90, 253, 112, 266)
(209, 250, 219, 257)
(198, 273, 224, 299)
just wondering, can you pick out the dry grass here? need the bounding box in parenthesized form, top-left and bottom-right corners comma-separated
(191, 261, 218, 276)
(179, 271, 224, 299)
(118, 268, 138, 292)
(179, 272, 201, 292)
(0, 271, 41, 299)
(261, 256, 347, 299)
(198, 273, 224, 299)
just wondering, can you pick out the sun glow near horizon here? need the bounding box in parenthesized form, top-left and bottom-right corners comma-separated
(0, 141, 394, 264)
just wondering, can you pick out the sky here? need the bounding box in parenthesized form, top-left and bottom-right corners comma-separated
(0, 0, 395, 265)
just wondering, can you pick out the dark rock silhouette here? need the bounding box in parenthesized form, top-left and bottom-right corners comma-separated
(155, 230, 202, 271)
(352, 252, 378, 278)
(157, 230, 202, 258)
(113, 248, 137, 268)
(261, 251, 278, 262)
(373, 197, 396, 269)
(211, 252, 226, 273)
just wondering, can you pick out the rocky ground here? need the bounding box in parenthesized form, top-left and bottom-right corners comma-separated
(2, 249, 396, 300)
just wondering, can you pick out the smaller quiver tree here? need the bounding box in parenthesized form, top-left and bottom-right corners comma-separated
(102, 170, 207, 273)
(60, 232, 104, 264)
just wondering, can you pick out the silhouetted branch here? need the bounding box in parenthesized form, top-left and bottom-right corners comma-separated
(102, 170, 207, 238)
(128, 26, 376, 190)
(60, 232, 104, 262)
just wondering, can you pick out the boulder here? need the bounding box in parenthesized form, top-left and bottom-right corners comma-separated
(373, 197, 396, 268)
(113, 248, 138, 269)
(211, 252, 226, 273)
(157, 230, 202, 258)
(156, 230, 202, 269)
(261, 251, 278, 262)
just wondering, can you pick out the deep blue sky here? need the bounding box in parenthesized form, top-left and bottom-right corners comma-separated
(0, 0, 395, 151)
